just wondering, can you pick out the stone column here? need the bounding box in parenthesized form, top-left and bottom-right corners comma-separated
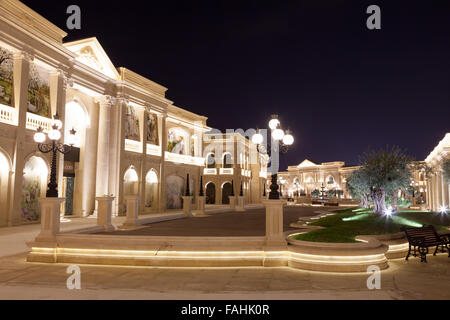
(183, 196, 193, 216)
(121, 195, 139, 228)
(139, 107, 149, 214)
(115, 96, 128, 216)
(158, 112, 168, 212)
(35, 198, 65, 242)
(263, 199, 287, 266)
(441, 172, 448, 208)
(8, 51, 31, 226)
(94, 96, 114, 199)
(96, 196, 115, 232)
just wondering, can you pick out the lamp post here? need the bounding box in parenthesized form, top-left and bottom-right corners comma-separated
(34, 114, 77, 198)
(251, 114, 294, 200)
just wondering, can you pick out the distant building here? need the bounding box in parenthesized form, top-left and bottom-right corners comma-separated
(275, 160, 360, 199)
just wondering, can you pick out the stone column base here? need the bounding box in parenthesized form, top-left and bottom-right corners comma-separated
(183, 196, 193, 216)
(96, 196, 115, 232)
(35, 198, 65, 242)
(236, 196, 245, 212)
(121, 195, 139, 228)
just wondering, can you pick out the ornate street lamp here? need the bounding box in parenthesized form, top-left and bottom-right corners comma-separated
(251, 114, 294, 200)
(34, 114, 77, 198)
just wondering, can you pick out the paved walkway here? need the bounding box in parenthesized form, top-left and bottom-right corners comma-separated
(97, 206, 319, 236)
(0, 252, 449, 299)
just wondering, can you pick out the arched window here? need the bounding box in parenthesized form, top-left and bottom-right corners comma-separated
(65, 100, 89, 148)
(223, 153, 232, 168)
(206, 153, 215, 168)
(124, 166, 139, 195)
(145, 170, 158, 209)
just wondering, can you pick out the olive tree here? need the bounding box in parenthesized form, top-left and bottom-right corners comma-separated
(359, 146, 413, 215)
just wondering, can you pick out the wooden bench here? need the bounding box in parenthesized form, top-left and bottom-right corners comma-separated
(402, 225, 450, 263)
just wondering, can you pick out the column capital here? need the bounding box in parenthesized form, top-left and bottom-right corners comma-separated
(13, 50, 34, 62)
(115, 93, 129, 106)
(95, 95, 116, 107)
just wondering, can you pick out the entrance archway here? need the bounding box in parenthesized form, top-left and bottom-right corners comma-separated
(22, 156, 48, 222)
(221, 182, 232, 204)
(206, 182, 216, 204)
(145, 169, 158, 210)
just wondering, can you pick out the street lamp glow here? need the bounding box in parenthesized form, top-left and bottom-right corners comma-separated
(268, 117, 280, 130)
(251, 132, 264, 145)
(48, 128, 61, 141)
(439, 205, 448, 214)
(283, 132, 294, 146)
(67, 128, 78, 146)
(272, 128, 285, 141)
(33, 127, 46, 143)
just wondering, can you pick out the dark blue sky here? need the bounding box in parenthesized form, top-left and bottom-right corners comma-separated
(23, 0, 450, 170)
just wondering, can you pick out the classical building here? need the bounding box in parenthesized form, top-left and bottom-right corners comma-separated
(276, 159, 360, 199)
(0, 0, 264, 227)
(425, 133, 450, 212)
(202, 132, 268, 205)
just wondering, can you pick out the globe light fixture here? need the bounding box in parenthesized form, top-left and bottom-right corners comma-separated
(66, 128, 78, 146)
(253, 114, 294, 200)
(33, 127, 46, 143)
(33, 114, 76, 198)
(282, 130, 294, 146)
(439, 205, 448, 215)
(268, 115, 280, 130)
(272, 128, 285, 141)
(251, 131, 264, 145)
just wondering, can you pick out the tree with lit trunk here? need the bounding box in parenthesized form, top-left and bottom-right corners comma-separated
(359, 146, 413, 215)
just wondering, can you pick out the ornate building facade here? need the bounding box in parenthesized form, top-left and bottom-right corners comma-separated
(425, 133, 450, 212)
(276, 159, 360, 199)
(0, 0, 264, 227)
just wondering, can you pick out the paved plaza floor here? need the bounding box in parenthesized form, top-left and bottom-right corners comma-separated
(1, 206, 449, 300)
(0, 252, 449, 299)
(97, 206, 320, 236)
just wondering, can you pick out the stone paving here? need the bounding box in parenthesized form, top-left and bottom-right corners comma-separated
(97, 206, 320, 236)
(0, 252, 449, 299)
(1, 205, 449, 299)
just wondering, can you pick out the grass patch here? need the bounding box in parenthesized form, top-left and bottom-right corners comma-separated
(292, 209, 450, 243)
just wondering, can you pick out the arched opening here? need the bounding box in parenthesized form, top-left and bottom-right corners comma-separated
(145, 169, 158, 210)
(221, 182, 232, 204)
(22, 156, 48, 222)
(206, 153, 215, 168)
(223, 153, 232, 168)
(166, 175, 184, 209)
(63, 99, 89, 216)
(205, 182, 216, 204)
(0, 150, 10, 226)
(124, 167, 139, 195)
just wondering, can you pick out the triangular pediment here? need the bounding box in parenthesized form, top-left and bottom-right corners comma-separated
(297, 159, 318, 168)
(63, 37, 120, 80)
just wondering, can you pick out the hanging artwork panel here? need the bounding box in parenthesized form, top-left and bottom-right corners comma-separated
(0, 47, 13, 107)
(28, 63, 51, 117)
(146, 113, 159, 145)
(125, 105, 140, 141)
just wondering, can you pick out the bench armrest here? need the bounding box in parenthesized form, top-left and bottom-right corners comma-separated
(410, 236, 425, 246)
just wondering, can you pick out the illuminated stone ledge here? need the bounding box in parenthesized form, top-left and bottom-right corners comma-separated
(287, 236, 389, 272)
(356, 233, 409, 260)
(27, 233, 392, 272)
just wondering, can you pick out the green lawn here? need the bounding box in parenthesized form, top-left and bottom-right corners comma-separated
(291, 208, 450, 243)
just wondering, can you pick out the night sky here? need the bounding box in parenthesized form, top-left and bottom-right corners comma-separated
(21, 0, 450, 170)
